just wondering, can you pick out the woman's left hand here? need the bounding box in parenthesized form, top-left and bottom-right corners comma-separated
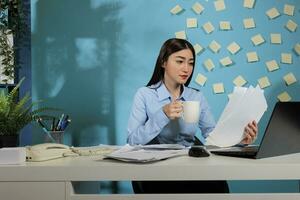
(241, 121, 258, 144)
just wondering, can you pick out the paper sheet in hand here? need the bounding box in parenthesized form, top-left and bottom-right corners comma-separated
(105, 144, 187, 163)
(206, 86, 267, 147)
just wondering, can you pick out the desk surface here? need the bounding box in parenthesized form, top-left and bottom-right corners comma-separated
(1, 153, 300, 182)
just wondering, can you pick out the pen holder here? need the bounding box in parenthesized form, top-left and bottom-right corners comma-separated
(44, 131, 64, 144)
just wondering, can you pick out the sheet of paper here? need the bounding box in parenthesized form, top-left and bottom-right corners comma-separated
(233, 75, 247, 87)
(203, 22, 215, 34)
(294, 43, 300, 56)
(193, 43, 204, 55)
(195, 73, 207, 86)
(227, 42, 240, 54)
(209, 40, 221, 53)
(213, 83, 225, 94)
(170, 5, 183, 15)
(258, 76, 271, 89)
(284, 4, 295, 16)
(244, 0, 255, 8)
(214, 0, 226, 11)
(220, 57, 233, 67)
(187, 18, 197, 28)
(247, 51, 259, 62)
(266, 60, 279, 72)
(286, 19, 297, 32)
(217, 87, 248, 126)
(105, 145, 188, 163)
(175, 30, 186, 39)
(206, 86, 267, 147)
(251, 34, 265, 46)
(204, 59, 215, 71)
(243, 18, 255, 29)
(281, 53, 292, 64)
(192, 2, 204, 15)
(266, 7, 280, 19)
(283, 73, 297, 86)
(219, 21, 231, 30)
(270, 33, 281, 44)
(277, 91, 291, 102)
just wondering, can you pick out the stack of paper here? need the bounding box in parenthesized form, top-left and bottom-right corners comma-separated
(104, 144, 187, 163)
(206, 86, 267, 147)
(0, 147, 26, 165)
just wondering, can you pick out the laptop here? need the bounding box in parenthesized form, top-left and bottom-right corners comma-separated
(209, 102, 300, 159)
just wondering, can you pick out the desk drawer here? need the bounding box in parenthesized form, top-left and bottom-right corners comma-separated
(0, 182, 65, 200)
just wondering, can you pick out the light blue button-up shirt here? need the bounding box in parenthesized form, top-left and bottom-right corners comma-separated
(127, 81, 216, 146)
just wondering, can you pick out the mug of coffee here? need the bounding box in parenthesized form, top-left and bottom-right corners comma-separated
(182, 101, 200, 123)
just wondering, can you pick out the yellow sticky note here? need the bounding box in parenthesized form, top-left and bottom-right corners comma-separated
(187, 18, 197, 28)
(251, 34, 265, 46)
(220, 56, 233, 67)
(195, 73, 207, 86)
(281, 53, 292, 64)
(175, 31, 186, 39)
(193, 43, 204, 55)
(283, 73, 297, 86)
(192, 2, 204, 15)
(244, 0, 255, 8)
(277, 92, 291, 102)
(213, 83, 225, 94)
(233, 75, 247, 87)
(170, 5, 183, 15)
(214, 0, 226, 12)
(270, 33, 281, 44)
(209, 40, 221, 53)
(285, 19, 298, 32)
(258, 76, 271, 89)
(227, 42, 241, 54)
(243, 18, 255, 29)
(294, 43, 300, 56)
(284, 4, 295, 16)
(219, 21, 231, 30)
(266, 7, 280, 19)
(266, 60, 279, 72)
(202, 22, 215, 34)
(204, 59, 215, 71)
(247, 51, 259, 62)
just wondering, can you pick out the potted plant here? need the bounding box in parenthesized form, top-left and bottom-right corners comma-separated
(0, 77, 50, 147)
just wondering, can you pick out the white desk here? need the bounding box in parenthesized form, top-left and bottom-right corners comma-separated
(1, 153, 300, 200)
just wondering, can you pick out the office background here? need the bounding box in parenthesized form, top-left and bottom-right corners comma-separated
(20, 0, 300, 193)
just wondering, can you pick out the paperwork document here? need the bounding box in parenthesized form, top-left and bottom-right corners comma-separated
(104, 144, 188, 163)
(206, 86, 268, 147)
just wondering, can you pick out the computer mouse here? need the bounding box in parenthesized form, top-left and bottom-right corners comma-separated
(188, 146, 210, 157)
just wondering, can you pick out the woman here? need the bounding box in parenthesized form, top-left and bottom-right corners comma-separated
(127, 38, 258, 193)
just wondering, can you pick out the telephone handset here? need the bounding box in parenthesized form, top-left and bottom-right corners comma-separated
(26, 143, 73, 161)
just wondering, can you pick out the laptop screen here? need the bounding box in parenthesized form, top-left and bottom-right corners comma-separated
(256, 102, 300, 159)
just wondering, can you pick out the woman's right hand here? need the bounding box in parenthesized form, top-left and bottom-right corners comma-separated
(163, 101, 183, 120)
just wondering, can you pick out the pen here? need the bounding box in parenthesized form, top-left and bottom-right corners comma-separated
(37, 118, 48, 130)
(56, 114, 65, 131)
(51, 117, 56, 131)
(61, 119, 71, 131)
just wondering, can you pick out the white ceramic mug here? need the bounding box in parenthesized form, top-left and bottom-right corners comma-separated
(182, 101, 200, 123)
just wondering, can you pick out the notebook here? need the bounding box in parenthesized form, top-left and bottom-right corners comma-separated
(209, 102, 300, 159)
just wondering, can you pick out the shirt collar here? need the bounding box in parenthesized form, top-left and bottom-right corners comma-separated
(155, 81, 188, 101)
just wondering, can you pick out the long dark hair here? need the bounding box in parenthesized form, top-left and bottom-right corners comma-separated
(146, 38, 196, 87)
